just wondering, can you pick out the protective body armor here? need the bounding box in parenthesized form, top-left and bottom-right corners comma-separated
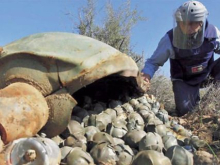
(168, 22, 218, 85)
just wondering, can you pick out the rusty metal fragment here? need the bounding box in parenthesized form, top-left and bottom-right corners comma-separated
(0, 83, 49, 144)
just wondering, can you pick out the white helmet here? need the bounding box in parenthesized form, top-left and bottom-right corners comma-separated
(173, 1, 208, 49)
(175, 1, 208, 22)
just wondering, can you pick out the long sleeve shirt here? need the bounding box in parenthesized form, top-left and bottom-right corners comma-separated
(142, 26, 220, 79)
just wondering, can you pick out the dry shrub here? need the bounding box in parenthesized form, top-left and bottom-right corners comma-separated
(196, 82, 220, 115)
(148, 73, 220, 116)
(148, 72, 175, 113)
(184, 82, 220, 162)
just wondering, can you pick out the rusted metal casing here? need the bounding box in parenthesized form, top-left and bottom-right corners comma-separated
(0, 32, 146, 145)
(0, 83, 49, 144)
(1, 32, 146, 94)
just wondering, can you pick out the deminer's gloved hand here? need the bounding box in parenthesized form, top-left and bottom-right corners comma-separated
(141, 73, 151, 92)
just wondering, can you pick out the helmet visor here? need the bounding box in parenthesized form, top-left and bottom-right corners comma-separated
(173, 19, 206, 49)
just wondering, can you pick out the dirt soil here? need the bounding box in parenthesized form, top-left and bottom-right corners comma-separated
(177, 110, 220, 163)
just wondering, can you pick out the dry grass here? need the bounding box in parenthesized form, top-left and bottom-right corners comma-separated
(182, 82, 220, 162)
(196, 82, 220, 115)
(148, 72, 175, 113)
(146, 71, 220, 162)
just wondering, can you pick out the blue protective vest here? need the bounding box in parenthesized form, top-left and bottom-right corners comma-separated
(167, 22, 218, 85)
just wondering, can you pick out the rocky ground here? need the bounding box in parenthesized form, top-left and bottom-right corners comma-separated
(180, 110, 220, 164)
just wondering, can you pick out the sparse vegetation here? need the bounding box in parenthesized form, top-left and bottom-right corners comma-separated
(197, 82, 220, 115)
(148, 72, 220, 159)
(68, 0, 146, 69)
(148, 71, 175, 113)
(179, 81, 220, 161)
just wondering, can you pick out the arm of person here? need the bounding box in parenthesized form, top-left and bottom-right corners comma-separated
(214, 26, 220, 54)
(141, 33, 174, 83)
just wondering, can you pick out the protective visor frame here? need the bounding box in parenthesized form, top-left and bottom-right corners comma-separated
(173, 17, 206, 49)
